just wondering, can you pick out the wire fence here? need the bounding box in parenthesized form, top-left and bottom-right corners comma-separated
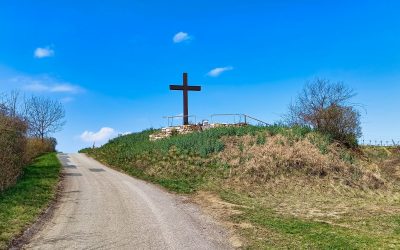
(359, 139, 400, 147)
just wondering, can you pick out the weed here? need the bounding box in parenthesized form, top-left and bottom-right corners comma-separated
(256, 134, 266, 145)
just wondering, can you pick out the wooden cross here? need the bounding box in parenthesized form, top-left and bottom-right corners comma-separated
(169, 73, 201, 125)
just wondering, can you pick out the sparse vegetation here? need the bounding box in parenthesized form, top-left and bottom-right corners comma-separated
(0, 153, 61, 250)
(82, 124, 400, 248)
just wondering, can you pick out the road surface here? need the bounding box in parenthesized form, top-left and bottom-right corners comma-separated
(25, 153, 232, 250)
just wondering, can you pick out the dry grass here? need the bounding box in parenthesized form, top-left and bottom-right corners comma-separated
(213, 134, 400, 248)
(219, 133, 386, 190)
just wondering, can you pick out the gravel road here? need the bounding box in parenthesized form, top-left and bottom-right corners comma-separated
(24, 153, 232, 250)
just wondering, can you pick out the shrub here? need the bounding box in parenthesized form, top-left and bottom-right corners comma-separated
(286, 78, 361, 147)
(0, 115, 27, 192)
(25, 137, 57, 161)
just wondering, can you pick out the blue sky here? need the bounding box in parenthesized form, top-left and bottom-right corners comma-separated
(0, 0, 399, 152)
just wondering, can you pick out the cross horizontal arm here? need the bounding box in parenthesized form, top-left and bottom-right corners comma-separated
(169, 85, 184, 90)
(187, 86, 201, 91)
(169, 85, 201, 91)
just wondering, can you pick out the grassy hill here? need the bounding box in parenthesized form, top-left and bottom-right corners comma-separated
(81, 126, 400, 249)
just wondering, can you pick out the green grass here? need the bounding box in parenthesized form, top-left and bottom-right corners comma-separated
(218, 190, 399, 249)
(0, 153, 61, 250)
(81, 125, 314, 158)
(242, 209, 375, 249)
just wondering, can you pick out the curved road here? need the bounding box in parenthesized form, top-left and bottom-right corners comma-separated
(25, 153, 232, 250)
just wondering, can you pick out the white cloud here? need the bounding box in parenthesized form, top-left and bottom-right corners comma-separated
(207, 66, 234, 77)
(80, 127, 115, 143)
(23, 83, 82, 93)
(60, 97, 74, 103)
(22, 82, 49, 92)
(173, 32, 192, 43)
(14, 76, 83, 94)
(34, 47, 54, 58)
(79, 127, 132, 145)
(50, 84, 82, 93)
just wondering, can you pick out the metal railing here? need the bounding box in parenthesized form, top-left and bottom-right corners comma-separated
(360, 139, 400, 147)
(162, 115, 197, 127)
(210, 114, 269, 126)
(163, 113, 269, 127)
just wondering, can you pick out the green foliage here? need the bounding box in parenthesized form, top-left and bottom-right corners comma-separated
(78, 147, 92, 154)
(256, 134, 266, 145)
(92, 125, 313, 159)
(0, 153, 61, 249)
(307, 132, 332, 154)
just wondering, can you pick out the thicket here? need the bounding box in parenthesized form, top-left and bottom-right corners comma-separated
(0, 114, 27, 191)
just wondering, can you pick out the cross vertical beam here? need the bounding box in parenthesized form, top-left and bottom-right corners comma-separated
(183, 73, 188, 125)
(169, 73, 201, 125)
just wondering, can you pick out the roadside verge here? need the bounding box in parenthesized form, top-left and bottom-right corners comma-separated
(0, 153, 62, 250)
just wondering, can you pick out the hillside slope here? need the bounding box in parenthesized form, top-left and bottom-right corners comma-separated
(81, 126, 400, 249)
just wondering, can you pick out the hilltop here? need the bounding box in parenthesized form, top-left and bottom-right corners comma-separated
(81, 125, 400, 248)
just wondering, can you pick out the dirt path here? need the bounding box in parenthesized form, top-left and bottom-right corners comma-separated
(24, 153, 232, 250)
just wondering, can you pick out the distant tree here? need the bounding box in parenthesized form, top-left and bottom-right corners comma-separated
(0, 90, 21, 117)
(286, 78, 361, 147)
(24, 96, 66, 140)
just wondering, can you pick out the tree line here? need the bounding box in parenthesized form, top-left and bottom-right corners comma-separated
(0, 91, 65, 192)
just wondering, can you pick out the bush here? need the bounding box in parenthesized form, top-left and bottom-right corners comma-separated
(286, 79, 361, 147)
(0, 115, 27, 192)
(25, 137, 57, 161)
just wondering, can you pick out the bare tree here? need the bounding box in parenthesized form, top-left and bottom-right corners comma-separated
(286, 78, 361, 146)
(0, 90, 21, 117)
(24, 96, 66, 140)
